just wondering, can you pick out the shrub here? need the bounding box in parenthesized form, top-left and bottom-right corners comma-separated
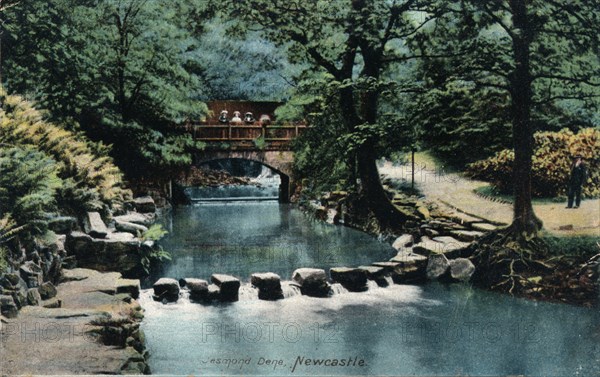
(0, 88, 132, 212)
(467, 128, 600, 197)
(0, 146, 61, 233)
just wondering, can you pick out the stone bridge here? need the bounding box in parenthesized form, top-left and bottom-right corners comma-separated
(187, 123, 308, 202)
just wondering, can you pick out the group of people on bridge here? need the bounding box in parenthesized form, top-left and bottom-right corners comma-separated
(219, 110, 272, 126)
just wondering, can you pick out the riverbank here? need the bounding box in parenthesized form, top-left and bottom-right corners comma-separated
(300, 186, 599, 307)
(1, 268, 147, 374)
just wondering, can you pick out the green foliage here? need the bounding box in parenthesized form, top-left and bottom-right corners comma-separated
(141, 224, 169, 242)
(1, 0, 210, 177)
(543, 235, 600, 259)
(415, 82, 512, 166)
(253, 135, 267, 150)
(0, 146, 60, 234)
(140, 224, 171, 274)
(467, 128, 600, 197)
(0, 89, 131, 212)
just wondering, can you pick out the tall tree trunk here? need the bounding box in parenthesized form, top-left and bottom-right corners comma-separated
(509, 0, 542, 237)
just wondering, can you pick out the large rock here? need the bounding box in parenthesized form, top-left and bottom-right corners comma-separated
(251, 273, 283, 300)
(329, 267, 368, 292)
(0, 295, 18, 318)
(47, 216, 77, 234)
(133, 196, 156, 214)
(392, 265, 425, 284)
(413, 236, 470, 258)
(153, 278, 180, 302)
(390, 250, 428, 268)
(19, 261, 43, 288)
(211, 274, 241, 302)
(27, 288, 41, 306)
(449, 258, 476, 282)
(371, 261, 400, 271)
(38, 282, 57, 300)
(65, 231, 141, 275)
(115, 220, 148, 237)
(83, 212, 109, 239)
(113, 213, 156, 227)
(391, 234, 414, 250)
(116, 279, 141, 299)
(426, 254, 450, 280)
(292, 268, 331, 297)
(183, 278, 209, 301)
(358, 266, 390, 286)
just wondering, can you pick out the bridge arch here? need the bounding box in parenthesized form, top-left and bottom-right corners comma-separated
(193, 150, 296, 202)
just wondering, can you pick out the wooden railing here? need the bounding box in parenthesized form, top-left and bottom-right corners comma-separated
(184, 124, 308, 143)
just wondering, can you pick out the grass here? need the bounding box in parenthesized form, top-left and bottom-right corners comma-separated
(542, 233, 600, 259)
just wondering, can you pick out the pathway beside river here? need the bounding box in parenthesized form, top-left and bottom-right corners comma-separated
(379, 153, 600, 237)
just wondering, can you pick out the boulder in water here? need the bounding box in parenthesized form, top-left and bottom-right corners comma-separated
(426, 254, 450, 280)
(390, 250, 428, 268)
(391, 265, 425, 284)
(153, 278, 180, 302)
(251, 272, 284, 300)
(449, 258, 476, 282)
(358, 265, 390, 287)
(184, 278, 209, 301)
(211, 274, 240, 302)
(329, 267, 368, 292)
(292, 268, 331, 297)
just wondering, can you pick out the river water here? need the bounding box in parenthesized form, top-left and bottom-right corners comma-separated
(140, 187, 600, 376)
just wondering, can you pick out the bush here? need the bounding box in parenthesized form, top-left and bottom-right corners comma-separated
(0, 88, 131, 212)
(467, 128, 600, 197)
(0, 146, 61, 233)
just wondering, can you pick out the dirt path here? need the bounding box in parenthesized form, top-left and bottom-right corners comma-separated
(379, 153, 599, 237)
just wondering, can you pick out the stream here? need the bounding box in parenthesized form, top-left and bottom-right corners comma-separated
(140, 185, 600, 376)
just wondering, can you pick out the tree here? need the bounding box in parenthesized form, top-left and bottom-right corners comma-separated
(0, 0, 210, 177)
(420, 0, 599, 238)
(220, 0, 444, 228)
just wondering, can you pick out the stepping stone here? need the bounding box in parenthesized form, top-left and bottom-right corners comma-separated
(390, 250, 428, 268)
(153, 278, 180, 302)
(211, 274, 240, 302)
(251, 273, 283, 300)
(292, 268, 330, 297)
(358, 266, 390, 287)
(329, 267, 368, 292)
(184, 278, 209, 301)
(413, 236, 471, 258)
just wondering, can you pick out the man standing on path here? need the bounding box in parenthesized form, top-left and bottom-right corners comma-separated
(566, 155, 587, 209)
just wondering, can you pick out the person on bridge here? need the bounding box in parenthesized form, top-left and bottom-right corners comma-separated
(219, 110, 229, 124)
(566, 155, 587, 209)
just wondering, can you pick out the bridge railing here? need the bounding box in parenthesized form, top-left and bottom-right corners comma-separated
(184, 124, 308, 142)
